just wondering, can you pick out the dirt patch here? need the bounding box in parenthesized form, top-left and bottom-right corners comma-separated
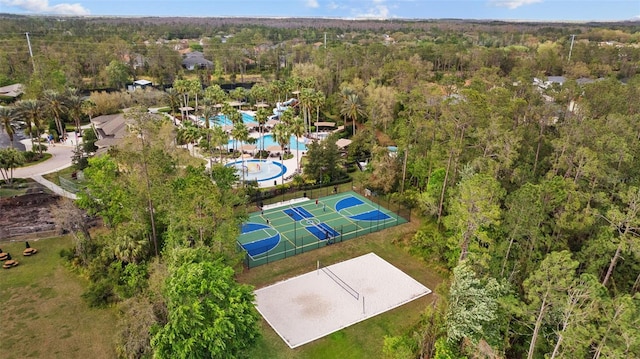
(0, 192, 59, 241)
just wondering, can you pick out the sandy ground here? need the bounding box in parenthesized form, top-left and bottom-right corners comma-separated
(254, 252, 432, 348)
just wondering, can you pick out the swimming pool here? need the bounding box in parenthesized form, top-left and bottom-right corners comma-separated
(209, 112, 256, 126)
(228, 134, 308, 152)
(226, 159, 286, 182)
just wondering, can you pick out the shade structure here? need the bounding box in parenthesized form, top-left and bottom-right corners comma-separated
(241, 153, 253, 158)
(179, 106, 194, 111)
(314, 121, 336, 127)
(222, 125, 233, 132)
(245, 122, 258, 128)
(228, 100, 243, 107)
(240, 144, 257, 152)
(291, 90, 301, 95)
(255, 102, 269, 108)
(266, 145, 282, 152)
(267, 119, 280, 126)
(335, 138, 353, 149)
(213, 103, 223, 108)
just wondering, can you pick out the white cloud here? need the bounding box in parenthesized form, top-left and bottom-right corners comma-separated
(491, 0, 543, 10)
(305, 0, 319, 8)
(356, 4, 390, 19)
(0, 0, 90, 15)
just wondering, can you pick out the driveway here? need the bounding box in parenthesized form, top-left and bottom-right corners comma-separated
(9, 139, 78, 199)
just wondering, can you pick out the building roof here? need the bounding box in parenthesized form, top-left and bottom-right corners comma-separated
(0, 83, 24, 98)
(182, 51, 213, 69)
(314, 121, 336, 127)
(335, 138, 352, 149)
(134, 79, 152, 86)
(91, 113, 129, 148)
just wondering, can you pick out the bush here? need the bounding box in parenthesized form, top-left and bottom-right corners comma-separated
(59, 247, 76, 261)
(82, 280, 117, 307)
(22, 151, 39, 162)
(31, 144, 48, 153)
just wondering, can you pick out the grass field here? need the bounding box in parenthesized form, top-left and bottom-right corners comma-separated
(239, 191, 407, 267)
(0, 237, 118, 359)
(238, 220, 445, 358)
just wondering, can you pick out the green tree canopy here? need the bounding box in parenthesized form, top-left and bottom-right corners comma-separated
(151, 250, 260, 359)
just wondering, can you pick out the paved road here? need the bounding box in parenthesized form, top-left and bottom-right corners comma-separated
(10, 139, 78, 199)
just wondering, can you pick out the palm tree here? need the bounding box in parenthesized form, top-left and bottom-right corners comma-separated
(113, 225, 148, 264)
(44, 90, 67, 140)
(299, 87, 314, 133)
(81, 99, 97, 138)
(290, 115, 305, 173)
(203, 84, 227, 108)
(189, 79, 202, 113)
(200, 99, 215, 129)
(272, 122, 291, 185)
(173, 79, 190, 120)
(0, 106, 16, 148)
(177, 123, 200, 155)
(211, 125, 228, 163)
(280, 107, 295, 127)
(66, 89, 84, 149)
(16, 99, 46, 155)
(340, 92, 364, 136)
(311, 90, 325, 136)
(164, 87, 181, 120)
(254, 107, 270, 154)
(231, 121, 249, 184)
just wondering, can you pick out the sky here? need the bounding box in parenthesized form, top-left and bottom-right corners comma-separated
(0, 0, 639, 21)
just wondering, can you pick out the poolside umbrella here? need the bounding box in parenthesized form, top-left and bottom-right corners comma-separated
(228, 100, 242, 108)
(213, 103, 223, 108)
(266, 119, 279, 126)
(240, 144, 257, 152)
(255, 102, 269, 108)
(266, 145, 282, 152)
(245, 122, 258, 129)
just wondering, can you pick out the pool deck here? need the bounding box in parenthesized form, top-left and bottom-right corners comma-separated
(181, 110, 330, 189)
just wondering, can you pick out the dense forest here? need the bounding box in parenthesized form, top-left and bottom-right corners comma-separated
(1, 15, 639, 359)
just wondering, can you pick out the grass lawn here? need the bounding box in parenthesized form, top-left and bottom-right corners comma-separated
(0, 236, 118, 359)
(238, 220, 445, 358)
(42, 166, 77, 186)
(0, 179, 51, 198)
(20, 153, 52, 167)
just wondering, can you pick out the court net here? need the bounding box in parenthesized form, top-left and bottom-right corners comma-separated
(319, 263, 359, 301)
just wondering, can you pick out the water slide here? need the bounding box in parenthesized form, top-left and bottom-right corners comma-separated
(271, 98, 299, 118)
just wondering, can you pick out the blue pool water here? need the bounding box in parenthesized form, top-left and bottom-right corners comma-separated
(210, 112, 256, 126)
(226, 159, 286, 182)
(228, 134, 308, 152)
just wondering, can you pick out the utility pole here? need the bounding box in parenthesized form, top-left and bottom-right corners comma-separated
(568, 34, 576, 62)
(25, 32, 36, 72)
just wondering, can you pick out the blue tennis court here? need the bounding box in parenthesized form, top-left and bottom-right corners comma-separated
(305, 222, 340, 240)
(283, 206, 314, 221)
(237, 191, 408, 267)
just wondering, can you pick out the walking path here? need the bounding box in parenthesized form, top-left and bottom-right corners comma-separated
(11, 138, 79, 200)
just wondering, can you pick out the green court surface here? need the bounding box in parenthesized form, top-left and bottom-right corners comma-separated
(237, 191, 407, 267)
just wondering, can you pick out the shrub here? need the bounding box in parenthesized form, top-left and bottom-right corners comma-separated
(82, 279, 117, 307)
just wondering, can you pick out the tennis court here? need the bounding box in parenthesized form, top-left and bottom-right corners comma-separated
(254, 253, 432, 348)
(237, 191, 407, 267)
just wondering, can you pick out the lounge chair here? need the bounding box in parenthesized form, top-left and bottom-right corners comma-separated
(23, 241, 38, 256)
(2, 253, 18, 269)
